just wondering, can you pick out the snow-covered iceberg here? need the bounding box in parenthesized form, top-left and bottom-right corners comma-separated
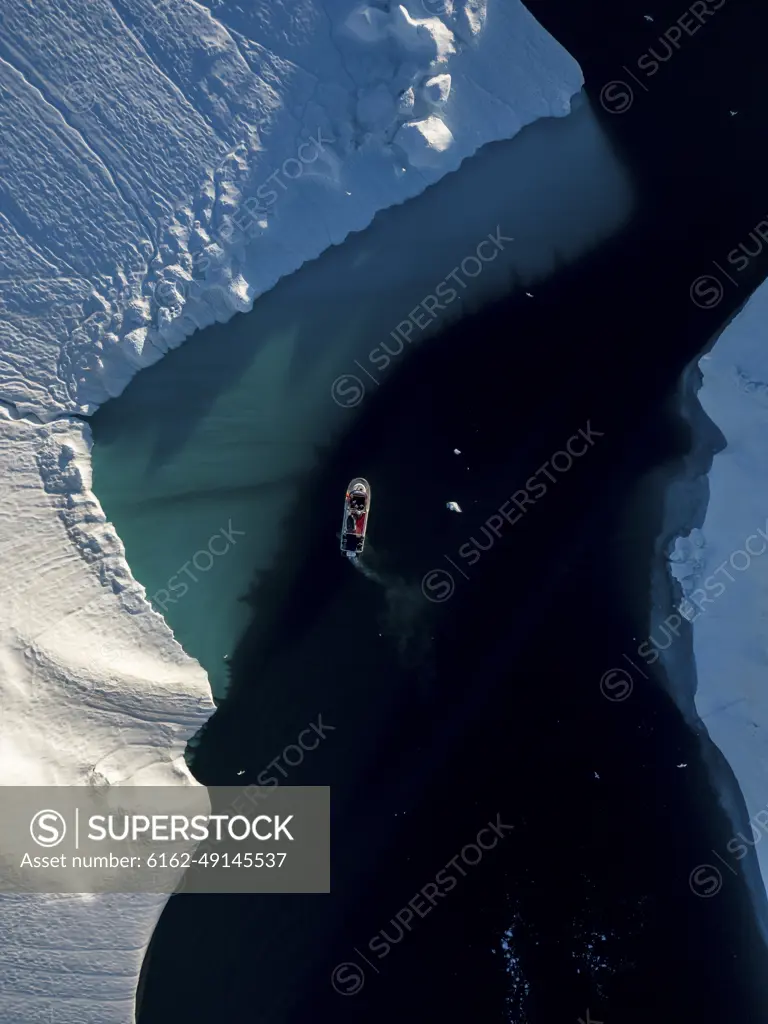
(0, 0, 583, 417)
(0, 1, 586, 1019)
(660, 281, 768, 941)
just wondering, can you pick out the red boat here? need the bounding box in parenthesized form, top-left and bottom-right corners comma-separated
(340, 478, 371, 555)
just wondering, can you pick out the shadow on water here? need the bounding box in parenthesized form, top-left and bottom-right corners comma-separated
(145, 271, 768, 1024)
(92, 86, 630, 478)
(91, 87, 632, 697)
(131, 0, 768, 1020)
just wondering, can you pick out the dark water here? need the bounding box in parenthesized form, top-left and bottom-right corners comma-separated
(134, 0, 768, 1021)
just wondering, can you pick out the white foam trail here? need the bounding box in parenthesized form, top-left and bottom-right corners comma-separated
(345, 547, 433, 674)
(345, 550, 387, 586)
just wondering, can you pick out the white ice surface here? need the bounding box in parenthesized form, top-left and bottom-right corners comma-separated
(663, 282, 768, 942)
(0, 0, 582, 418)
(0, 1, 584, 1019)
(0, 411, 213, 1024)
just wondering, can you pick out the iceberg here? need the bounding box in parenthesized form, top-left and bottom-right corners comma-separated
(0, 1, 588, 1019)
(661, 280, 768, 942)
(0, 0, 583, 417)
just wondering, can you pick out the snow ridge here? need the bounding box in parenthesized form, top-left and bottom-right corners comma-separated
(0, 0, 582, 419)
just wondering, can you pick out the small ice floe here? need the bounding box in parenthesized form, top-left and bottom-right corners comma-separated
(446, 501, 462, 513)
(453, 448, 461, 455)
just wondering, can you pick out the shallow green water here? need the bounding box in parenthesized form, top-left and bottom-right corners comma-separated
(90, 98, 630, 695)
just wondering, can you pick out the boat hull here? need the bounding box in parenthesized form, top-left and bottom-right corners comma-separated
(341, 477, 371, 555)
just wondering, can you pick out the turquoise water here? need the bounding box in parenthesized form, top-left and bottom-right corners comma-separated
(90, 97, 631, 696)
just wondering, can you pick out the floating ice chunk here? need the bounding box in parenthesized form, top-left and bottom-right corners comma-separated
(446, 501, 462, 513)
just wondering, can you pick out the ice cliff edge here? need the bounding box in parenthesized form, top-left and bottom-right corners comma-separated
(658, 281, 768, 943)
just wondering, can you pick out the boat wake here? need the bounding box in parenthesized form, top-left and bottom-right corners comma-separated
(345, 545, 434, 678)
(344, 550, 386, 586)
